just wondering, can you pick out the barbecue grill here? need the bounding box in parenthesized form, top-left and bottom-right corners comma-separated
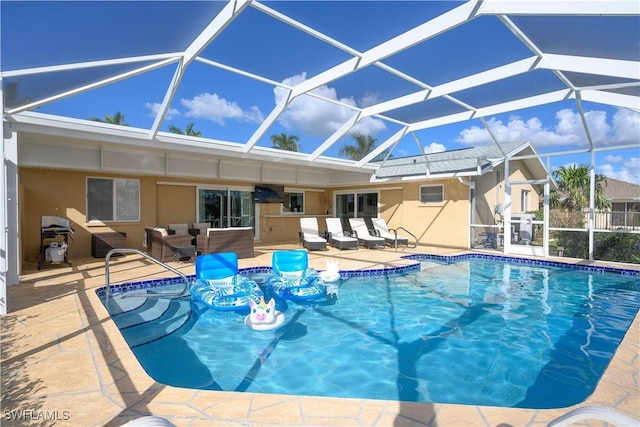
(39, 216, 74, 269)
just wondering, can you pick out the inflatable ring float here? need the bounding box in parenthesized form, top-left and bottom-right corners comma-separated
(319, 271, 341, 283)
(244, 296, 286, 331)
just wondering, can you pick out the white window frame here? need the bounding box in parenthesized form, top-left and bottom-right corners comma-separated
(521, 189, 530, 212)
(419, 184, 444, 204)
(86, 177, 140, 223)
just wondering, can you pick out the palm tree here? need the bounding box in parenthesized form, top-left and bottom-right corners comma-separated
(168, 122, 201, 136)
(270, 133, 299, 152)
(338, 133, 391, 161)
(551, 164, 610, 211)
(3, 80, 32, 108)
(90, 111, 128, 126)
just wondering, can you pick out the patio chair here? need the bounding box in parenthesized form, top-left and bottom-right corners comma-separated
(266, 250, 325, 302)
(348, 218, 385, 249)
(144, 227, 194, 263)
(168, 223, 194, 244)
(371, 218, 410, 247)
(190, 252, 259, 311)
(325, 218, 358, 250)
(190, 222, 210, 241)
(299, 217, 327, 251)
(167, 223, 190, 235)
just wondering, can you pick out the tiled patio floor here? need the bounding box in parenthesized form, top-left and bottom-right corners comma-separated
(2, 244, 638, 426)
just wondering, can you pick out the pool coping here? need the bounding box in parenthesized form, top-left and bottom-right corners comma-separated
(95, 253, 640, 298)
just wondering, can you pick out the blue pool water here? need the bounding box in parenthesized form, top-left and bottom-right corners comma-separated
(101, 257, 640, 409)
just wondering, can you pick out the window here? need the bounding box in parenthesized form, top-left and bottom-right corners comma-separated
(87, 177, 140, 222)
(419, 185, 443, 203)
(521, 190, 530, 212)
(282, 192, 304, 214)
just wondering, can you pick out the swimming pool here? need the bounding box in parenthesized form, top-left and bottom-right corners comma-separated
(99, 255, 640, 409)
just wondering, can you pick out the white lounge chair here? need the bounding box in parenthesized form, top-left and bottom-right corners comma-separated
(348, 218, 385, 249)
(299, 217, 327, 251)
(372, 218, 410, 247)
(325, 218, 358, 250)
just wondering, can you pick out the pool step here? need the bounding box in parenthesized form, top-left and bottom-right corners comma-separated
(110, 297, 172, 329)
(119, 297, 192, 348)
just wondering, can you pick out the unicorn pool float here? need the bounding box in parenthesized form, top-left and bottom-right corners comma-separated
(265, 250, 326, 302)
(319, 259, 341, 283)
(190, 252, 259, 311)
(244, 295, 286, 331)
(319, 259, 341, 297)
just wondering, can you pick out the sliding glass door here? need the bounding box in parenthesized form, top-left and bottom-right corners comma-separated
(335, 191, 378, 223)
(198, 188, 255, 230)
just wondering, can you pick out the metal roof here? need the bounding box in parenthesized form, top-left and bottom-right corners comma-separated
(1, 1, 639, 173)
(374, 141, 527, 178)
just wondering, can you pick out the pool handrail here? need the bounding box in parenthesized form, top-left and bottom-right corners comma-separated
(104, 248, 191, 300)
(393, 226, 419, 252)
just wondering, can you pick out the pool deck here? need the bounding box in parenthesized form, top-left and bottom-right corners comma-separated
(2, 244, 638, 426)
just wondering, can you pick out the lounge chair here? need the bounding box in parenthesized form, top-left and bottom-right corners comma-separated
(348, 218, 385, 249)
(325, 218, 358, 250)
(190, 252, 259, 311)
(266, 250, 325, 302)
(299, 217, 327, 251)
(371, 217, 410, 247)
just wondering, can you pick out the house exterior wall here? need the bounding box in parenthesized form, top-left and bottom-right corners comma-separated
(20, 168, 159, 263)
(18, 161, 536, 264)
(397, 179, 469, 248)
(334, 179, 471, 249)
(18, 167, 333, 261)
(473, 160, 541, 227)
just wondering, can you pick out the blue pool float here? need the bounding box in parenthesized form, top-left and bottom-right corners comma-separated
(190, 252, 259, 311)
(265, 250, 326, 302)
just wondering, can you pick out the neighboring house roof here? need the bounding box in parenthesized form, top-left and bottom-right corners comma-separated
(603, 178, 640, 201)
(372, 141, 548, 181)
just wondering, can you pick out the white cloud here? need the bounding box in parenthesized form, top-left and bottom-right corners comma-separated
(598, 157, 640, 185)
(455, 107, 640, 148)
(145, 102, 180, 120)
(455, 107, 639, 184)
(604, 155, 624, 163)
(274, 73, 386, 137)
(611, 108, 640, 144)
(360, 92, 381, 108)
(181, 93, 264, 126)
(424, 142, 446, 154)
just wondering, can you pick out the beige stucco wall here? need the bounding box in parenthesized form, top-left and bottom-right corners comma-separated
(19, 164, 536, 266)
(332, 179, 471, 249)
(258, 191, 329, 244)
(20, 168, 159, 263)
(474, 160, 541, 227)
(18, 167, 332, 262)
(394, 180, 470, 248)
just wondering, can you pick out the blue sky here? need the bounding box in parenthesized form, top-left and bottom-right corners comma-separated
(2, 1, 639, 184)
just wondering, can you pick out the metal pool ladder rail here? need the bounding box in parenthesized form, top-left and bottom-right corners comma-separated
(104, 248, 191, 300)
(393, 226, 419, 252)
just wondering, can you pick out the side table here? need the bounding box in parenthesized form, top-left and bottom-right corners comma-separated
(173, 245, 195, 262)
(92, 232, 127, 257)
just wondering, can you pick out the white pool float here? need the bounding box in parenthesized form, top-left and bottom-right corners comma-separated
(244, 296, 285, 331)
(319, 259, 341, 283)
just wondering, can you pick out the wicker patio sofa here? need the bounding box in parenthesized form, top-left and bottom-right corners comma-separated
(195, 227, 254, 259)
(144, 227, 194, 262)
